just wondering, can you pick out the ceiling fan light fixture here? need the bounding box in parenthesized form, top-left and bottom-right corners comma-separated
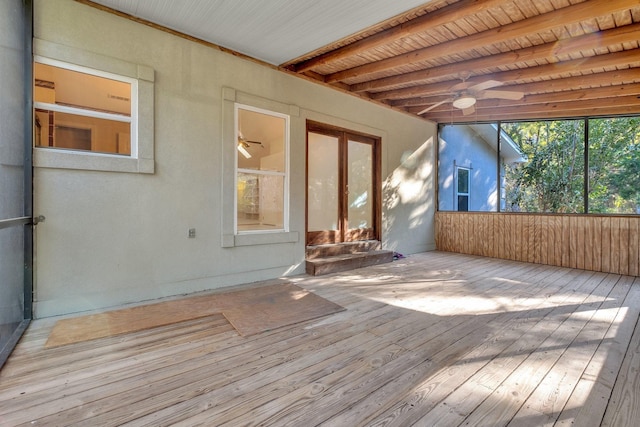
(237, 142, 252, 159)
(452, 95, 476, 109)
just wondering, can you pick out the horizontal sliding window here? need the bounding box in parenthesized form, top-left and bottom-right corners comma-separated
(34, 60, 135, 156)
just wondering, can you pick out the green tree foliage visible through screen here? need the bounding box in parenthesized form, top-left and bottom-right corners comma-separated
(502, 120, 585, 213)
(501, 117, 639, 214)
(588, 117, 640, 214)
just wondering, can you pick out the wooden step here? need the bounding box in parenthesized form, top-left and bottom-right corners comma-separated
(305, 250, 394, 276)
(306, 241, 382, 260)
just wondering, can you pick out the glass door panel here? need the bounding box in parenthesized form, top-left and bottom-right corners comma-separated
(307, 132, 340, 244)
(307, 123, 380, 246)
(346, 139, 374, 241)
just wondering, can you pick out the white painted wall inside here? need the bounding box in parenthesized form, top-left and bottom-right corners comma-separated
(32, 0, 437, 317)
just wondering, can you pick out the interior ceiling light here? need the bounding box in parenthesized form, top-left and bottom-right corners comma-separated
(237, 141, 251, 159)
(452, 94, 476, 109)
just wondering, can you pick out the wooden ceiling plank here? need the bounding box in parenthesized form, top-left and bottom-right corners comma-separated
(425, 105, 640, 123)
(399, 82, 640, 110)
(521, 0, 552, 17)
(352, 22, 640, 93)
(418, 98, 640, 118)
(324, 0, 636, 84)
(443, 21, 472, 39)
(290, 0, 507, 72)
(613, 9, 634, 26)
(415, 86, 640, 115)
(459, 12, 495, 33)
(371, 48, 640, 101)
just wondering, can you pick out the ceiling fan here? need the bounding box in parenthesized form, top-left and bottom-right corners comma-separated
(237, 135, 264, 159)
(418, 79, 524, 116)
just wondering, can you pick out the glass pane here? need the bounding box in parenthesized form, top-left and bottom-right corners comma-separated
(588, 117, 640, 214)
(458, 195, 469, 212)
(237, 173, 284, 231)
(0, 227, 25, 344)
(34, 62, 131, 115)
(347, 140, 373, 229)
(1, 0, 28, 365)
(308, 132, 339, 231)
(502, 120, 585, 213)
(35, 110, 131, 155)
(438, 123, 501, 212)
(457, 168, 469, 193)
(237, 108, 286, 172)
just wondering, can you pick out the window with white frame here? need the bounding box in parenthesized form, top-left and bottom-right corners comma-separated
(457, 166, 470, 211)
(34, 58, 136, 156)
(32, 44, 154, 174)
(235, 104, 289, 233)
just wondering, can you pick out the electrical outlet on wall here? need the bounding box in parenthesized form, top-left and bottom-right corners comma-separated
(188, 228, 196, 238)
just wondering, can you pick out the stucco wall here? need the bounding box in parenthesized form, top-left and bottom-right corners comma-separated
(32, 0, 437, 317)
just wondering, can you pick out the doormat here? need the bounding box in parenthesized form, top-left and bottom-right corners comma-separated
(45, 282, 344, 348)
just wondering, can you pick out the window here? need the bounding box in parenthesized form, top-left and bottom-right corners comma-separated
(34, 60, 134, 156)
(502, 120, 585, 213)
(235, 104, 289, 233)
(456, 167, 469, 212)
(438, 123, 516, 212)
(438, 117, 639, 215)
(588, 117, 640, 214)
(32, 45, 154, 174)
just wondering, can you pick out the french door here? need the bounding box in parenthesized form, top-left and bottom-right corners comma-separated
(306, 122, 380, 245)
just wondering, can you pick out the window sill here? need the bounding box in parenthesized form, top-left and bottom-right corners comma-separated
(33, 148, 154, 174)
(222, 231, 299, 247)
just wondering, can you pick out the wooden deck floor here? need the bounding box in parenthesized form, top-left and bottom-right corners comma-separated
(1, 251, 639, 426)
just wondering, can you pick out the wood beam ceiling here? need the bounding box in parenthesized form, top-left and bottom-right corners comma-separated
(285, 0, 640, 123)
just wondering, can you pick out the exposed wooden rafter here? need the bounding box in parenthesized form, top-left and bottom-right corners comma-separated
(284, 0, 640, 123)
(286, 0, 507, 73)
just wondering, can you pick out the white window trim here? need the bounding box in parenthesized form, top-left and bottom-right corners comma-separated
(234, 103, 290, 235)
(221, 88, 299, 248)
(35, 101, 132, 124)
(32, 39, 154, 173)
(456, 166, 470, 211)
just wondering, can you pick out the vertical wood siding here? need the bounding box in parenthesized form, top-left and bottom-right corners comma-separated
(435, 212, 640, 276)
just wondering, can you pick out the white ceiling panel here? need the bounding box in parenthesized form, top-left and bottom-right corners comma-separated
(90, 0, 432, 65)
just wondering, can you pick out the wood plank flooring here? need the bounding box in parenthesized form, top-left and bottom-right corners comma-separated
(1, 251, 639, 426)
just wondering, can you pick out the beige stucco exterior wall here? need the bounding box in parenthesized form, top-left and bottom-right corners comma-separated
(32, 0, 437, 318)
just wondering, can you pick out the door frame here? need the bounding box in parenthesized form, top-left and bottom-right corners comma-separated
(305, 121, 382, 246)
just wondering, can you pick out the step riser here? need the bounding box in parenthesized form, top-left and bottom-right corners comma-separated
(306, 241, 382, 259)
(306, 250, 394, 276)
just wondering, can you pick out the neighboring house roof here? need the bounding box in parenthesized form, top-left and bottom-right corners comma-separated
(469, 123, 526, 164)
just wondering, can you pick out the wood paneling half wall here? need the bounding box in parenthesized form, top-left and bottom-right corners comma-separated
(435, 212, 640, 277)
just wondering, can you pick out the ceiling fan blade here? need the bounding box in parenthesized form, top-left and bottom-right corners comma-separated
(478, 89, 524, 100)
(462, 104, 476, 116)
(418, 99, 451, 115)
(451, 81, 474, 91)
(469, 79, 503, 92)
(239, 136, 264, 145)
